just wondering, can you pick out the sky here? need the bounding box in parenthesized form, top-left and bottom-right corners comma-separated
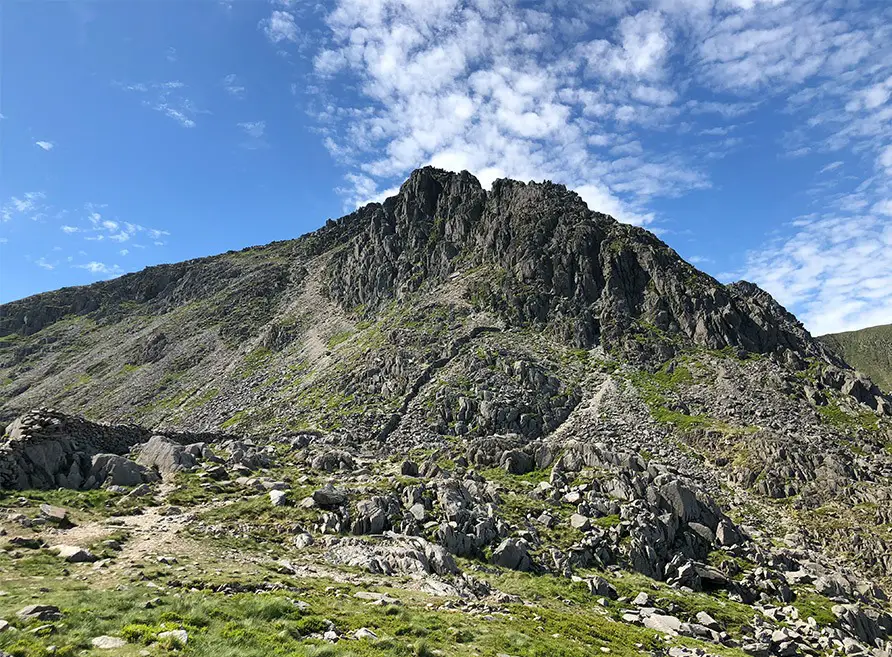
(1, 0, 891, 336)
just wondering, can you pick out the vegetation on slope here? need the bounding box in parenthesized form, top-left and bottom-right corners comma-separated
(820, 323, 892, 392)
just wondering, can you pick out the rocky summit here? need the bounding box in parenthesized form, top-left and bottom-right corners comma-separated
(1, 167, 891, 657)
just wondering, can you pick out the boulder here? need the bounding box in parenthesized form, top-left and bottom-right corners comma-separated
(313, 484, 347, 507)
(269, 490, 288, 507)
(136, 436, 196, 478)
(352, 498, 388, 535)
(39, 504, 72, 528)
(158, 629, 188, 645)
(401, 460, 419, 476)
(715, 519, 743, 547)
(51, 545, 97, 563)
(585, 576, 618, 600)
(643, 613, 682, 635)
(92, 636, 127, 649)
(501, 449, 534, 475)
(570, 513, 591, 531)
(90, 454, 157, 487)
(327, 533, 458, 577)
(17, 605, 61, 621)
(491, 538, 532, 571)
(310, 450, 355, 472)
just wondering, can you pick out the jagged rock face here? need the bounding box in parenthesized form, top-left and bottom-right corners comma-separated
(322, 168, 824, 356)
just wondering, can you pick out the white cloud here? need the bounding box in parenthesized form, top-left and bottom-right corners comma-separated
(35, 257, 55, 270)
(35, 141, 54, 151)
(76, 261, 123, 276)
(0, 237, 8, 244)
(166, 47, 178, 63)
(118, 80, 203, 128)
(61, 225, 79, 233)
(2, 192, 47, 222)
(582, 10, 670, 80)
(260, 10, 298, 44)
(880, 145, 892, 175)
(119, 249, 129, 256)
(223, 73, 246, 98)
(741, 213, 892, 335)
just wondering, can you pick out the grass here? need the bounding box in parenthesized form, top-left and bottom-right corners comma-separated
(0, 572, 753, 657)
(816, 400, 880, 433)
(326, 330, 355, 350)
(792, 590, 837, 626)
(819, 323, 892, 391)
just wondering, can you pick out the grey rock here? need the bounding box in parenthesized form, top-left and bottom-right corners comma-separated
(136, 436, 196, 478)
(313, 484, 347, 507)
(51, 545, 97, 563)
(17, 605, 61, 621)
(491, 538, 531, 572)
(91, 453, 157, 487)
(92, 636, 127, 649)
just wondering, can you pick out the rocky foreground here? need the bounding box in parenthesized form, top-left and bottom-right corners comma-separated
(1, 393, 890, 657)
(1, 168, 892, 656)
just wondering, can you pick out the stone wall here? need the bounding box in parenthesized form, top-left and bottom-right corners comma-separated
(0, 408, 236, 490)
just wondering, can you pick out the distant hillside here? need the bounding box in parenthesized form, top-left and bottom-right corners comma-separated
(820, 323, 892, 392)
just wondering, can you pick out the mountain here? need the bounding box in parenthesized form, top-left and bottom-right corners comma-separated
(820, 323, 892, 392)
(2, 168, 892, 657)
(0, 168, 837, 434)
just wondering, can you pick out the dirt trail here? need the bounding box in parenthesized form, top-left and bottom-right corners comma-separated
(46, 482, 222, 577)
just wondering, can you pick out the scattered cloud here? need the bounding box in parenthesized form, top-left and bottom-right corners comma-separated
(2, 192, 48, 222)
(61, 225, 79, 233)
(119, 249, 129, 256)
(35, 141, 54, 151)
(166, 46, 178, 63)
(223, 73, 246, 98)
(76, 261, 123, 276)
(742, 212, 892, 335)
(819, 161, 844, 174)
(260, 10, 298, 44)
(237, 121, 268, 149)
(117, 80, 204, 128)
(35, 257, 56, 270)
(238, 121, 265, 139)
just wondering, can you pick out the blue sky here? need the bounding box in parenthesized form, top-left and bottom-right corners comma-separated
(1, 0, 890, 335)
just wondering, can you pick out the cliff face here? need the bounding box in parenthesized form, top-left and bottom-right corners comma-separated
(321, 169, 824, 357)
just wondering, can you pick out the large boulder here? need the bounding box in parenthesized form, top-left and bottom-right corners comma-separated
(313, 483, 347, 507)
(501, 449, 534, 475)
(326, 532, 458, 577)
(491, 538, 532, 571)
(90, 454, 158, 487)
(136, 436, 196, 478)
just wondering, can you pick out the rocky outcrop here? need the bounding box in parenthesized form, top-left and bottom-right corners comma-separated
(0, 408, 150, 489)
(135, 436, 197, 479)
(0, 409, 229, 489)
(322, 168, 833, 359)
